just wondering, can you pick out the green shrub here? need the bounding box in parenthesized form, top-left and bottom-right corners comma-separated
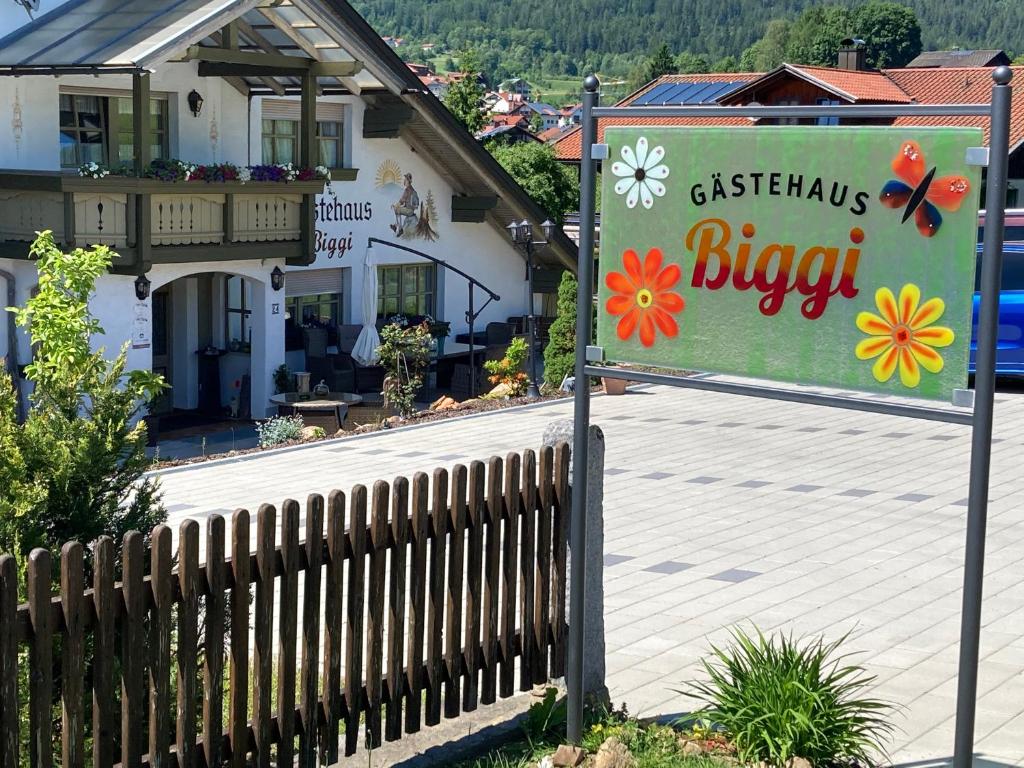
(0, 231, 167, 576)
(683, 627, 893, 766)
(255, 414, 305, 448)
(543, 270, 578, 389)
(377, 321, 432, 417)
(484, 336, 529, 396)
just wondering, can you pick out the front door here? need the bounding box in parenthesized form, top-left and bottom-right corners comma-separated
(150, 287, 173, 415)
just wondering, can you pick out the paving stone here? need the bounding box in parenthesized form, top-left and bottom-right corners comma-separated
(686, 476, 723, 484)
(735, 479, 772, 488)
(840, 428, 868, 435)
(709, 568, 761, 583)
(894, 492, 933, 503)
(643, 561, 693, 575)
(604, 554, 635, 567)
(639, 471, 673, 480)
(604, 468, 630, 475)
(786, 484, 824, 493)
(838, 488, 876, 497)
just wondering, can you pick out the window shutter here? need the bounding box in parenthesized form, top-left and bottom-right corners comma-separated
(261, 99, 345, 123)
(285, 268, 344, 297)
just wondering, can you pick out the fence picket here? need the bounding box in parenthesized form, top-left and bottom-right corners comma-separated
(344, 486, 367, 754)
(322, 490, 346, 762)
(445, 464, 468, 719)
(176, 520, 200, 768)
(500, 453, 521, 698)
(277, 500, 300, 768)
(405, 473, 429, 732)
(149, 526, 173, 768)
(60, 542, 85, 768)
(299, 495, 324, 767)
(481, 457, 502, 705)
(426, 468, 449, 726)
(385, 477, 409, 741)
(28, 549, 53, 768)
(534, 447, 554, 684)
(203, 516, 226, 768)
(461, 461, 485, 712)
(92, 537, 115, 768)
(552, 444, 571, 677)
(254, 504, 277, 767)
(0, 555, 18, 768)
(229, 510, 250, 768)
(365, 481, 389, 748)
(519, 450, 537, 692)
(121, 533, 145, 768)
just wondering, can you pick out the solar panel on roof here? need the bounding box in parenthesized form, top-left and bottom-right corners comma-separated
(631, 80, 749, 106)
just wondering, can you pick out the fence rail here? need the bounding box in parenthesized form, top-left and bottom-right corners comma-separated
(0, 445, 570, 768)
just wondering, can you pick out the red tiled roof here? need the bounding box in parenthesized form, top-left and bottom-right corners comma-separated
(884, 66, 1024, 148)
(537, 125, 572, 142)
(787, 64, 913, 103)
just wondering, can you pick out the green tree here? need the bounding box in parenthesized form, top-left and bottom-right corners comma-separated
(529, 111, 545, 134)
(740, 19, 791, 71)
(0, 231, 167, 572)
(785, 5, 853, 66)
(852, 1, 922, 68)
(488, 141, 580, 222)
(676, 51, 710, 74)
(712, 55, 741, 73)
(542, 270, 579, 389)
(443, 49, 487, 133)
(644, 43, 678, 83)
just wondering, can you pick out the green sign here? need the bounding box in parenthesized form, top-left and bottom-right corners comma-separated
(596, 126, 983, 401)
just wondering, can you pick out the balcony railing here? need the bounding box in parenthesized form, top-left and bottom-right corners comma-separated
(0, 170, 356, 267)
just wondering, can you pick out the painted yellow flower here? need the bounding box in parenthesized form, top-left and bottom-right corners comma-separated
(855, 284, 954, 388)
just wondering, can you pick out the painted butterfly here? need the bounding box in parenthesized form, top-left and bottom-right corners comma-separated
(878, 140, 971, 238)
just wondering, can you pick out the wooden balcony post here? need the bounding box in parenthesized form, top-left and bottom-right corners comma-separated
(132, 73, 152, 271)
(297, 70, 318, 265)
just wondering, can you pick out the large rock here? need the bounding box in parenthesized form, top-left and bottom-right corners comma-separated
(551, 744, 586, 767)
(300, 426, 323, 440)
(592, 737, 635, 768)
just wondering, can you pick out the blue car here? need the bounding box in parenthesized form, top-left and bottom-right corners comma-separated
(970, 243, 1024, 375)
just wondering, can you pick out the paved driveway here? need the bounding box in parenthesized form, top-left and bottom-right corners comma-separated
(154, 379, 1024, 766)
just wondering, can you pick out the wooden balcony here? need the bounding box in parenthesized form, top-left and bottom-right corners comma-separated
(0, 169, 356, 268)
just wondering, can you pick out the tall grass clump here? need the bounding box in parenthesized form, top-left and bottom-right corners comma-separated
(683, 627, 894, 766)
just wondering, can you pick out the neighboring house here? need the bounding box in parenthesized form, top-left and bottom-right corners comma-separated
(492, 93, 529, 115)
(0, 0, 576, 423)
(498, 77, 531, 99)
(907, 49, 1011, 68)
(537, 125, 573, 143)
(524, 102, 560, 131)
(381, 36, 404, 49)
(476, 124, 542, 144)
(553, 44, 1024, 205)
(559, 104, 582, 127)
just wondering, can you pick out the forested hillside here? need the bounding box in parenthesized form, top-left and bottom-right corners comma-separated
(354, 0, 1023, 82)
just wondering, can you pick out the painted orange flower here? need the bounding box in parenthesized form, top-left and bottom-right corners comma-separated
(854, 284, 955, 388)
(605, 247, 684, 347)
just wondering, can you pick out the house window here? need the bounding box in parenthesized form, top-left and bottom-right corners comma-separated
(318, 121, 343, 167)
(816, 98, 840, 126)
(226, 275, 253, 345)
(115, 98, 169, 164)
(261, 118, 345, 166)
(775, 99, 801, 126)
(262, 118, 297, 164)
(59, 93, 168, 168)
(378, 264, 435, 318)
(287, 292, 341, 329)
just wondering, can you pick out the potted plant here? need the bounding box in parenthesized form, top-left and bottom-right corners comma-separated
(597, 362, 629, 395)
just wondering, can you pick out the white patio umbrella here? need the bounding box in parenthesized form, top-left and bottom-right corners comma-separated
(351, 245, 381, 365)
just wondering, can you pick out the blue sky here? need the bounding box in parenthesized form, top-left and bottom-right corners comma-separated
(1, 1, 70, 38)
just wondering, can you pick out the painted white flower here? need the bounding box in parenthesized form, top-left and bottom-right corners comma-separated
(610, 136, 669, 210)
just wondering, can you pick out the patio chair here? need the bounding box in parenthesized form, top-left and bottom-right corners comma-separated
(303, 327, 356, 393)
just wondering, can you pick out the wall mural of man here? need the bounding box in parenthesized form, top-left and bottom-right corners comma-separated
(391, 172, 419, 237)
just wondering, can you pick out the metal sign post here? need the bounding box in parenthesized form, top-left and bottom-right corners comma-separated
(567, 68, 1014, 764)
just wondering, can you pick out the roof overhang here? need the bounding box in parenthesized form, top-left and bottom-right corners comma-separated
(721, 64, 858, 105)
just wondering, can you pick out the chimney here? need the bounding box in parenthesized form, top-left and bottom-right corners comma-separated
(838, 37, 868, 71)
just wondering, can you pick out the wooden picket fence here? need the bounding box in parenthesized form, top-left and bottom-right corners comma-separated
(0, 444, 570, 768)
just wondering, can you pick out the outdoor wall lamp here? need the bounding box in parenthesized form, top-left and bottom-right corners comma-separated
(187, 89, 204, 117)
(134, 273, 151, 301)
(505, 218, 556, 399)
(270, 266, 285, 292)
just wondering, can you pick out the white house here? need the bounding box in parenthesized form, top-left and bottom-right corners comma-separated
(0, 0, 576, 424)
